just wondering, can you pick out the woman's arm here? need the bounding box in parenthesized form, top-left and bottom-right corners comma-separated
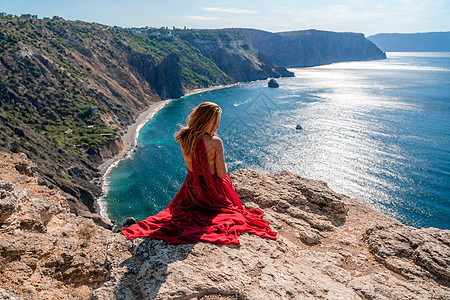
(214, 137, 228, 179)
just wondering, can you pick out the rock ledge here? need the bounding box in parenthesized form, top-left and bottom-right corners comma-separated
(1, 153, 448, 299)
(92, 169, 449, 299)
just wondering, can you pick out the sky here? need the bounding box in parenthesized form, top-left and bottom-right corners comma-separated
(1, 0, 449, 36)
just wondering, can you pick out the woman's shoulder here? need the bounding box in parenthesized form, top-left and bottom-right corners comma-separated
(202, 134, 223, 149)
(211, 135, 223, 142)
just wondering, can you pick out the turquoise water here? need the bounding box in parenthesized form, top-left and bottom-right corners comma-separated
(106, 52, 450, 230)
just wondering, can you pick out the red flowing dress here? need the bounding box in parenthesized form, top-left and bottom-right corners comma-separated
(121, 137, 277, 246)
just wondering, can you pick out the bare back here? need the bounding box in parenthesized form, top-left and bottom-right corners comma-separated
(182, 134, 227, 178)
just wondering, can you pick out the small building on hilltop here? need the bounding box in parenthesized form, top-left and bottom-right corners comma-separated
(20, 14, 38, 19)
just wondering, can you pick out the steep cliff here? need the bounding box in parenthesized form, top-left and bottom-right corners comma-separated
(153, 52, 184, 99)
(239, 28, 386, 67)
(0, 18, 168, 220)
(176, 29, 294, 81)
(2, 153, 447, 299)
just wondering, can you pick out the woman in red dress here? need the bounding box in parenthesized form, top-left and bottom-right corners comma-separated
(121, 102, 277, 246)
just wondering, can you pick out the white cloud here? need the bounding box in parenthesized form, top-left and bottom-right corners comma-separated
(203, 7, 259, 14)
(186, 15, 221, 20)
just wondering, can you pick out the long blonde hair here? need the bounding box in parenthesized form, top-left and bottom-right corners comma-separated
(175, 102, 222, 156)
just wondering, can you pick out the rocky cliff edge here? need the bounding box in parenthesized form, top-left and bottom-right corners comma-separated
(0, 152, 448, 299)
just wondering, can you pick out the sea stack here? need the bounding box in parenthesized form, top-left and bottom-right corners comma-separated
(268, 78, 279, 88)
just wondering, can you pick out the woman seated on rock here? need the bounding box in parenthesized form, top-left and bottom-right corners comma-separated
(121, 102, 277, 246)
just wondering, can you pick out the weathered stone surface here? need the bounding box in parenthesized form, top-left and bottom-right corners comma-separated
(13, 153, 37, 177)
(0, 180, 13, 192)
(0, 151, 117, 300)
(365, 222, 450, 283)
(19, 198, 63, 232)
(0, 181, 28, 224)
(92, 169, 449, 299)
(0, 191, 15, 223)
(1, 153, 449, 299)
(0, 288, 21, 300)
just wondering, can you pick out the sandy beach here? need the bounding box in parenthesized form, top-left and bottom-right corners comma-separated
(184, 83, 238, 96)
(97, 99, 172, 175)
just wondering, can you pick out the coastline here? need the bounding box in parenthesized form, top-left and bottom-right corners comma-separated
(96, 83, 237, 221)
(184, 83, 238, 96)
(96, 99, 172, 221)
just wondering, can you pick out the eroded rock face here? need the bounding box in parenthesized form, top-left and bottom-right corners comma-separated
(154, 52, 184, 100)
(0, 152, 117, 300)
(0, 180, 20, 224)
(1, 153, 448, 299)
(92, 169, 449, 299)
(365, 222, 450, 282)
(239, 29, 387, 67)
(13, 153, 37, 177)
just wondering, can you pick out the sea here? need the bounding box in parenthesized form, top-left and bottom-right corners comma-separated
(104, 52, 450, 230)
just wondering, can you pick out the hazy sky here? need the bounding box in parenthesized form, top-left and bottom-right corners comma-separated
(1, 0, 449, 36)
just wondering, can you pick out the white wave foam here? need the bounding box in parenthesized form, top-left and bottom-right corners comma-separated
(234, 97, 252, 106)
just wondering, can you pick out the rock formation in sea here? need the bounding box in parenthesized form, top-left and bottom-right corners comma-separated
(1, 151, 448, 299)
(268, 78, 279, 88)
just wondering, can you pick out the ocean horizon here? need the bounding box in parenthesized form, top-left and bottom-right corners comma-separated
(104, 52, 450, 230)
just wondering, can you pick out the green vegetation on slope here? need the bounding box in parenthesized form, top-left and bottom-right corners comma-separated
(120, 28, 233, 89)
(0, 17, 237, 167)
(0, 16, 294, 202)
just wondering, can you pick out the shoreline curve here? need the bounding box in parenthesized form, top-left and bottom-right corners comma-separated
(97, 99, 172, 221)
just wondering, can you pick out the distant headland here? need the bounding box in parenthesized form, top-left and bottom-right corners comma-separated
(368, 31, 450, 52)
